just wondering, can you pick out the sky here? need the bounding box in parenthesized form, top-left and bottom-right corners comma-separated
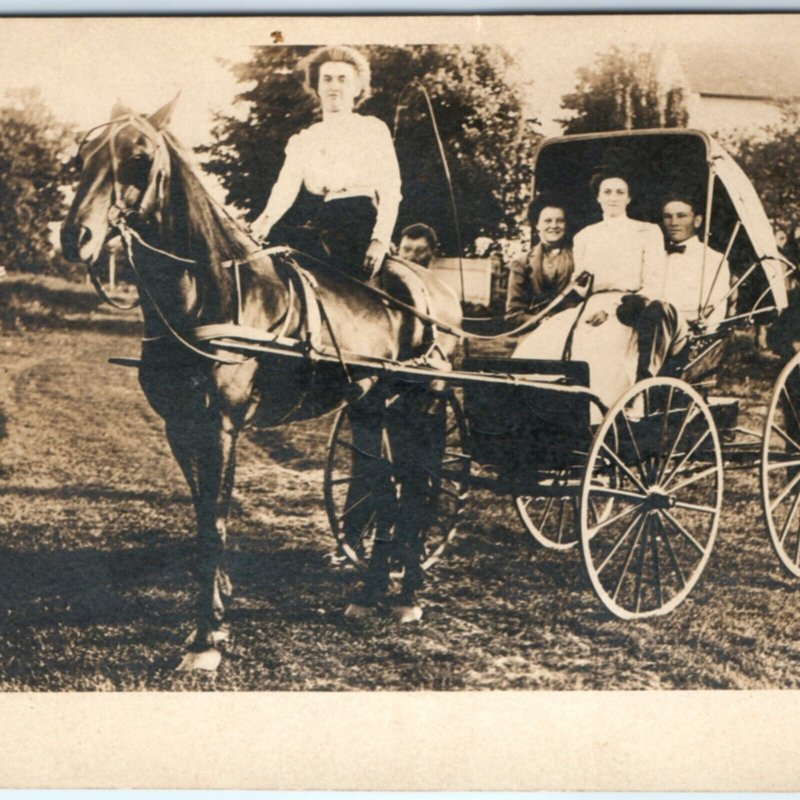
(1, 15, 798, 170)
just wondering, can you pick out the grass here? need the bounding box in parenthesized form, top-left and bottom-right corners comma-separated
(0, 275, 798, 690)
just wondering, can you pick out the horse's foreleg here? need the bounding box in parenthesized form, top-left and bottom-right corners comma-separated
(181, 414, 238, 666)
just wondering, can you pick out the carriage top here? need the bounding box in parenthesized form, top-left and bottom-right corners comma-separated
(530, 128, 789, 316)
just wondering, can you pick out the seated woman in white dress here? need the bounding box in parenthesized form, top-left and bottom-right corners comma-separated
(250, 45, 402, 279)
(514, 171, 675, 412)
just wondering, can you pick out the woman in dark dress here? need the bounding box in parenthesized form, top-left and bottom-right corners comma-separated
(506, 196, 574, 315)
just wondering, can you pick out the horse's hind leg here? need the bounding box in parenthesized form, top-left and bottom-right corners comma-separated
(178, 415, 238, 670)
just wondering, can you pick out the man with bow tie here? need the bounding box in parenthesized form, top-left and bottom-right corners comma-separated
(662, 191, 732, 328)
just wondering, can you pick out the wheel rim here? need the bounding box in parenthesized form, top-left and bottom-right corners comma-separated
(514, 398, 610, 551)
(323, 390, 471, 570)
(515, 481, 580, 550)
(761, 352, 800, 578)
(580, 377, 723, 619)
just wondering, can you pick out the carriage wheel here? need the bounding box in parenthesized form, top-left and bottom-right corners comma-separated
(514, 407, 614, 551)
(580, 377, 723, 619)
(761, 351, 800, 578)
(514, 479, 580, 551)
(324, 389, 471, 570)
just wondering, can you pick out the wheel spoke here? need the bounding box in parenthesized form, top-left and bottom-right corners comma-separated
(779, 484, 800, 546)
(781, 384, 800, 434)
(655, 400, 698, 484)
(665, 465, 719, 496)
(659, 428, 712, 492)
(600, 442, 649, 494)
(651, 384, 676, 483)
(337, 490, 373, 521)
(589, 485, 648, 503)
(633, 514, 650, 613)
(769, 469, 800, 512)
(612, 513, 647, 602)
(673, 500, 718, 514)
(587, 502, 639, 538)
(770, 422, 800, 454)
(539, 495, 556, 530)
(650, 514, 663, 608)
(622, 405, 649, 487)
(596, 511, 644, 575)
(654, 511, 685, 589)
(556, 498, 567, 544)
(662, 509, 707, 554)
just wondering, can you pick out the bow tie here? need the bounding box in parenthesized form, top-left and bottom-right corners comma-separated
(666, 242, 687, 254)
(542, 244, 562, 255)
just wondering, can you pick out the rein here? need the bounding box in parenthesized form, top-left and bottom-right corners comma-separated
(79, 112, 564, 372)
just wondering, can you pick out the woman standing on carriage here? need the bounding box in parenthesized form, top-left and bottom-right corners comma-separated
(250, 45, 402, 280)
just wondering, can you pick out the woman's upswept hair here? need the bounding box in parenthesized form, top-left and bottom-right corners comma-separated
(589, 169, 631, 198)
(299, 45, 372, 106)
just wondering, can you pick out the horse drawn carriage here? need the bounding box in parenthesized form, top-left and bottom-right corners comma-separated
(324, 128, 800, 619)
(61, 105, 800, 666)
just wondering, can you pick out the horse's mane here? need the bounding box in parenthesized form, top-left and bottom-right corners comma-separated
(159, 131, 252, 293)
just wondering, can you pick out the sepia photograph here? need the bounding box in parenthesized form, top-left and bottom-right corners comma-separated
(1, 10, 800, 789)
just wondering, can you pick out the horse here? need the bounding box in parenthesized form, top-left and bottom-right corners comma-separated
(60, 97, 463, 670)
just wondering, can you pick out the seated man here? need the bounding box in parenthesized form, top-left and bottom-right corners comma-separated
(661, 190, 732, 329)
(397, 223, 438, 268)
(599, 190, 733, 382)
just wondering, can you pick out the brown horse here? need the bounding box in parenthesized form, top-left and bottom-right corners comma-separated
(60, 98, 462, 669)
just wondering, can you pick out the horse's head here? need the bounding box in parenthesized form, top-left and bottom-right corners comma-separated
(61, 95, 179, 265)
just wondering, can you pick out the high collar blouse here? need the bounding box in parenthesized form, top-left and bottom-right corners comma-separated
(573, 215, 666, 299)
(262, 113, 402, 245)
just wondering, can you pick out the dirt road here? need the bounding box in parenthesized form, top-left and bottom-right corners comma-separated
(1, 276, 798, 690)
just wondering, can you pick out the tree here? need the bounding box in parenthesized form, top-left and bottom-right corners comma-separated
(724, 106, 800, 231)
(198, 46, 540, 254)
(0, 88, 74, 272)
(561, 46, 689, 134)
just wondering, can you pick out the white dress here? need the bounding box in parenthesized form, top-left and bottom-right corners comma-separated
(514, 215, 667, 417)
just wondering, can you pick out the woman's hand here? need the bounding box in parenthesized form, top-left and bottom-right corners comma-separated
(364, 239, 388, 277)
(250, 215, 272, 244)
(585, 309, 608, 326)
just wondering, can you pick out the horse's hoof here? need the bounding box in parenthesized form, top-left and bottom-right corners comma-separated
(344, 602, 379, 619)
(184, 626, 230, 647)
(176, 648, 222, 671)
(390, 604, 423, 624)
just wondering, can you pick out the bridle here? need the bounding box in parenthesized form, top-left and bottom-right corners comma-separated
(74, 114, 258, 363)
(76, 113, 171, 228)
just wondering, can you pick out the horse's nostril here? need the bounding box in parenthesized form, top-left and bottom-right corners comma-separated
(79, 226, 92, 248)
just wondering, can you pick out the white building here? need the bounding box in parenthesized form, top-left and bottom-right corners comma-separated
(664, 43, 799, 139)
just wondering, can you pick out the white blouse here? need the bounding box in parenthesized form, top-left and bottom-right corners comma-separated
(573, 215, 666, 298)
(262, 113, 402, 246)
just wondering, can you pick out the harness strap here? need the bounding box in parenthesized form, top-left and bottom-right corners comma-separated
(119, 226, 247, 366)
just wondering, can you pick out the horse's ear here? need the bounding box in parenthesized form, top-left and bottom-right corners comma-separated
(148, 92, 181, 131)
(110, 99, 130, 119)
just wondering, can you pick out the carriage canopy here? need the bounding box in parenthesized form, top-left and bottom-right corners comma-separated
(531, 129, 789, 312)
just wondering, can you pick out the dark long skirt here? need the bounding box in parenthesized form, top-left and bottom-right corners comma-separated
(272, 189, 378, 279)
